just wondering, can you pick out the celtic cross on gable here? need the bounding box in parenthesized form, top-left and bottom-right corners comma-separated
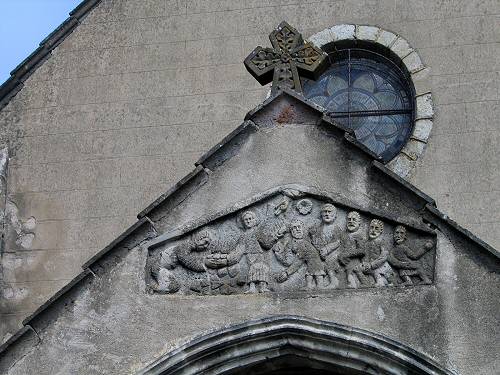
(244, 21, 328, 94)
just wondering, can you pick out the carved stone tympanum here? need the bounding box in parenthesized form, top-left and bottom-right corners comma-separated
(147, 187, 436, 295)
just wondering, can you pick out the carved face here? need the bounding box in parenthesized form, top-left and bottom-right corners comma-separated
(394, 226, 407, 244)
(242, 211, 257, 229)
(193, 230, 213, 250)
(321, 204, 336, 223)
(369, 219, 383, 239)
(290, 220, 305, 239)
(346, 211, 361, 232)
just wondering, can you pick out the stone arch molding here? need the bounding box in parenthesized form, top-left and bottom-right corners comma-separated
(138, 316, 455, 375)
(308, 24, 434, 178)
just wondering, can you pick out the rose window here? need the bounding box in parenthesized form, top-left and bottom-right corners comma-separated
(302, 47, 415, 162)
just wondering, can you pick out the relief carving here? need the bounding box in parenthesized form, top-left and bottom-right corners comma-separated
(244, 21, 327, 94)
(147, 190, 436, 295)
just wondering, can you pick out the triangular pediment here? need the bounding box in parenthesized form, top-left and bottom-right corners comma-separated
(1, 82, 498, 375)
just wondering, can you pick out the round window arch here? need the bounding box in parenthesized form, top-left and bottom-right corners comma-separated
(302, 40, 415, 162)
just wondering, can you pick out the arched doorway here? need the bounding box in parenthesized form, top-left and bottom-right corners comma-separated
(138, 316, 454, 375)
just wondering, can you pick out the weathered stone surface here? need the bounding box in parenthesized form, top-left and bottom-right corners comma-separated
(416, 93, 434, 119)
(412, 119, 433, 142)
(148, 188, 435, 295)
(0, 0, 499, 352)
(386, 154, 415, 178)
(356, 25, 380, 41)
(329, 24, 356, 42)
(376, 29, 398, 47)
(403, 51, 424, 73)
(390, 37, 413, 59)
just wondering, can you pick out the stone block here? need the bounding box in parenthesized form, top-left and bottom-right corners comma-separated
(462, 42, 500, 73)
(29, 216, 132, 253)
(431, 103, 466, 135)
(1, 249, 92, 283)
(14, 120, 238, 166)
(415, 93, 434, 119)
(411, 119, 433, 142)
(308, 28, 336, 48)
(10, 159, 122, 193)
(386, 154, 414, 178)
(417, 46, 463, 76)
(390, 37, 413, 59)
(431, 71, 499, 105)
(10, 184, 163, 222)
(119, 154, 197, 187)
(415, 163, 474, 196)
(391, 15, 500, 49)
(82, 0, 186, 24)
(329, 24, 355, 42)
(465, 100, 500, 133)
(1, 279, 70, 314)
(393, 0, 500, 21)
(402, 51, 424, 74)
(186, 37, 244, 67)
(402, 139, 426, 161)
(410, 67, 431, 96)
(8, 78, 57, 110)
(376, 29, 397, 47)
(356, 25, 380, 41)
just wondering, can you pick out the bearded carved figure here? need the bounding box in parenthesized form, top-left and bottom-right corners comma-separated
(388, 225, 433, 285)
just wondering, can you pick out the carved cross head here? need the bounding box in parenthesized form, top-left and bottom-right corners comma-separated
(244, 21, 328, 94)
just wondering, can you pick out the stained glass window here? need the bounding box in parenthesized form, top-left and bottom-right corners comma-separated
(302, 48, 415, 161)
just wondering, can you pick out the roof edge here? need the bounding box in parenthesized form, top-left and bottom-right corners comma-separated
(137, 165, 209, 219)
(425, 203, 500, 259)
(372, 161, 435, 206)
(0, 325, 38, 357)
(0, 0, 102, 110)
(82, 216, 157, 269)
(21, 269, 94, 327)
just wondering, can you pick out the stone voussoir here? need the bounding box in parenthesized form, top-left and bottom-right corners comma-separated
(308, 25, 431, 179)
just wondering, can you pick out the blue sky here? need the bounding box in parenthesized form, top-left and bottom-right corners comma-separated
(0, 0, 81, 84)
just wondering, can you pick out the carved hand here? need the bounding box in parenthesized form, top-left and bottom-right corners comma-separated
(205, 255, 228, 269)
(424, 240, 434, 250)
(355, 262, 371, 273)
(276, 271, 289, 283)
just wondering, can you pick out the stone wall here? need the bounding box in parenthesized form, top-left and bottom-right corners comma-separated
(0, 108, 498, 374)
(0, 0, 499, 340)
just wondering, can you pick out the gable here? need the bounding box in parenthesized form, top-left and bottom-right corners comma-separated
(0, 13, 499, 374)
(1, 88, 498, 375)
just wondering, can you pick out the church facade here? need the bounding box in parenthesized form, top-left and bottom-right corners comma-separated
(0, 1, 499, 374)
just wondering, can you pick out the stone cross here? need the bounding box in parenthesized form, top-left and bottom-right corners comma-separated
(244, 21, 328, 94)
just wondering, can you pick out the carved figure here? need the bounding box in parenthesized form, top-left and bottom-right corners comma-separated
(296, 199, 313, 215)
(357, 219, 395, 287)
(236, 211, 271, 293)
(150, 249, 180, 293)
(242, 211, 271, 293)
(257, 197, 289, 250)
(309, 203, 342, 287)
(148, 192, 437, 295)
(388, 225, 433, 285)
(338, 211, 367, 288)
(276, 219, 326, 289)
(151, 228, 216, 293)
(203, 229, 244, 294)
